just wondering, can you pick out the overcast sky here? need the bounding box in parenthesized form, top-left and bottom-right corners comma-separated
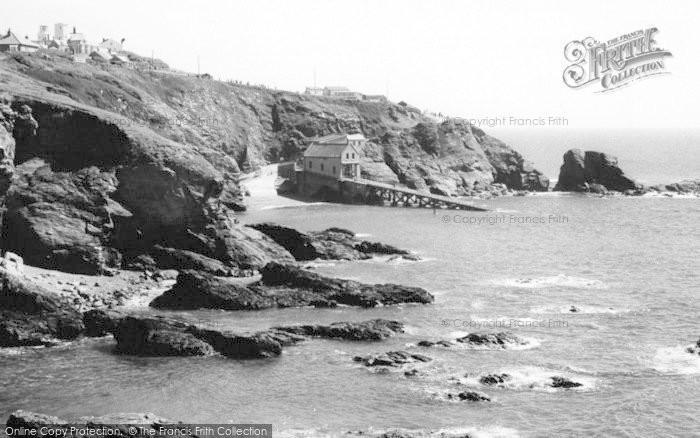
(3, 0, 699, 129)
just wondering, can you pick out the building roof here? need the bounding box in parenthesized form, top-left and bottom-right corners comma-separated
(0, 31, 40, 48)
(347, 133, 366, 141)
(110, 54, 131, 63)
(324, 86, 350, 91)
(303, 134, 361, 158)
(67, 33, 86, 42)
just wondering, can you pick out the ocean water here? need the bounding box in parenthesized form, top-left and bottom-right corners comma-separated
(490, 128, 700, 186)
(1, 154, 700, 437)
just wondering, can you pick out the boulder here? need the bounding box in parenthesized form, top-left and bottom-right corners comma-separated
(353, 350, 432, 367)
(150, 270, 274, 310)
(479, 373, 512, 386)
(275, 319, 404, 341)
(447, 391, 491, 402)
(550, 376, 583, 388)
(0, 268, 84, 346)
(149, 245, 232, 276)
(455, 332, 528, 348)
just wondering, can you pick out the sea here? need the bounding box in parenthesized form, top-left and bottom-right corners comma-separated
(1, 130, 699, 437)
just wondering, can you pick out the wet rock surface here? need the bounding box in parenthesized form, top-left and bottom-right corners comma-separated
(248, 223, 416, 261)
(6, 410, 184, 437)
(83, 309, 403, 358)
(150, 262, 433, 310)
(446, 391, 491, 402)
(273, 319, 405, 341)
(417, 332, 529, 349)
(353, 350, 432, 367)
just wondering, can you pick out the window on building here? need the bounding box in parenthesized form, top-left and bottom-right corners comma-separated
(321, 163, 324, 171)
(308, 161, 312, 168)
(333, 166, 336, 174)
(352, 153, 355, 159)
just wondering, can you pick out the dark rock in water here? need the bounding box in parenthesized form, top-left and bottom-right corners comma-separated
(113, 316, 215, 357)
(456, 332, 526, 348)
(353, 350, 432, 367)
(150, 263, 432, 311)
(447, 391, 491, 402)
(275, 319, 404, 341)
(479, 373, 511, 386)
(0, 269, 84, 347)
(550, 376, 583, 388)
(404, 368, 422, 377)
(354, 240, 409, 256)
(7, 410, 180, 437)
(82, 309, 124, 337)
(569, 306, 580, 313)
(257, 262, 433, 308)
(84, 310, 390, 358)
(149, 245, 232, 276)
(554, 149, 640, 192)
(111, 315, 305, 359)
(685, 339, 700, 355)
(248, 223, 417, 261)
(417, 340, 454, 348)
(150, 270, 275, 310)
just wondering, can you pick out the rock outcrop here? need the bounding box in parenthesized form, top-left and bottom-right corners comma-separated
(353, 350, 432, 367)
(247, 223, 415, 261)
(150, 263, 434, 310)
(1, 52, 548, 208)
(417, 332, 530, 349)
(446, 391, 491, 402)
(685, 339, 700, 355)
(0, 268, 84, 347)
(554, 149, 640, 192)
(274, 319, 405, 341)
(83, 310, 403, 358)
(6, 410, 183, 438)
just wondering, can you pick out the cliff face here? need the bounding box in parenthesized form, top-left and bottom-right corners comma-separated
(0, 50, 547, 273)
(1, 52, 547, 194)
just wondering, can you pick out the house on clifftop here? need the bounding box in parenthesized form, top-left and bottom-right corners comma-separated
(303, 133, 365, 180)
(0, 30, 39, 53)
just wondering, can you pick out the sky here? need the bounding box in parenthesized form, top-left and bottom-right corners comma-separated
(3, 0, 700, 129)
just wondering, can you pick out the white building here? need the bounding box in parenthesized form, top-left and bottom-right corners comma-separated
(303, 133, 363, 180)
(54, 23, 70, 42)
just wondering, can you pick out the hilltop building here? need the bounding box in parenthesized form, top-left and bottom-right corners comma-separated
(54, 23, 70, 42)
(304, 85, 387, 103)
(0, 30, 39, 53)
(304, 87, 323, 96)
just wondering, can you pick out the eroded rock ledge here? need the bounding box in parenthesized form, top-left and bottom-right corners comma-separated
(83, 309, 405, 359)
(150, 262, 434, 310)
(248, 223, 418, 261)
